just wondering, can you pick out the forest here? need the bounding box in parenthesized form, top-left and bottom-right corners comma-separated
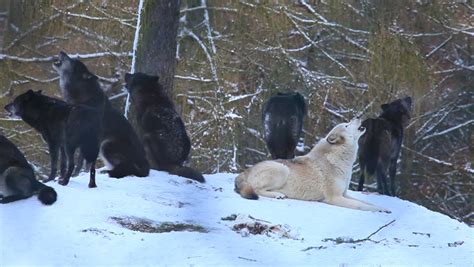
(0, 0, 472, 224)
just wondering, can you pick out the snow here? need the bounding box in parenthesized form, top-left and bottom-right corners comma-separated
(1, 171, 472, 266)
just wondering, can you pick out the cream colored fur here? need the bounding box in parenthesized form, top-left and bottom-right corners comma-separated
(235, 118, 389, 212)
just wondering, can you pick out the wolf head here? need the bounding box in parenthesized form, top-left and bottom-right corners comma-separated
(4, 90, 44, 119)
(380, 96, 412, 126)
(325, 118, 366, 146)
(52, 51, 98, 81)
(124, 72, 159, 95)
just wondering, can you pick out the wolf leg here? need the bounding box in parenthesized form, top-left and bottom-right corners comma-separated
(376, 164, 390, 195)
(255, 190, 287, 199)
(325, 196, 389, 212)
(88, 160, 97, 188)
(60, 146, 67, 178)
(389, 161, 397, 196)
(72, 151, 84, 177)
(46, 142, 60, 182)
(357, 172, 365, 191)
(59, 145, 76, 186)
(344, 193, 381, 207)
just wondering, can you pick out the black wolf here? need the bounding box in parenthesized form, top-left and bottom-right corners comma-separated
(0, 134, 57, 204)
(125, 72, 204, 183)
(262, 92, 306, 159)
(53, 51, 149, 178)
(5, 90, 101, 188)
(357, 96, 412, 196)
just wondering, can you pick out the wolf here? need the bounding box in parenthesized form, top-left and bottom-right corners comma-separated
(0, 134, 57, 204)
(5, 90, 101, 187)
(235, 118, 389, 212)
(357, 97, 412, 196)
(124, 72, 204, 182)
(262, 92, 306, 159)
(52, 51, 150, 178)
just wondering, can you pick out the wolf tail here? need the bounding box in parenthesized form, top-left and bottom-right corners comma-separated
(234, 172, 258, 200)
(164, 165, 205, 183)
(107, 161, 150, 178)
(34, 181, 57, 205)
(133, 161, 150, 178)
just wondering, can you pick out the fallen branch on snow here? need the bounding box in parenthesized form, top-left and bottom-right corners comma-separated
(302, 219, 396, 251)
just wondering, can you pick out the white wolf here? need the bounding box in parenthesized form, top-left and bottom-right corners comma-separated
(235, 118, 389, 212)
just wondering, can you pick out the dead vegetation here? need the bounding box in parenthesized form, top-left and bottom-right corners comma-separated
(110, 216, 208, 234)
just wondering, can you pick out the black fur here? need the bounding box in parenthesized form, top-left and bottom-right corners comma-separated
(5, 90, 100, 188)
(0, 135, 57, 204)
(125, 72, 204, 183)
(53, 51, 150, 178)
(262, 92, 306, 159)
(357, 96, 412, 196)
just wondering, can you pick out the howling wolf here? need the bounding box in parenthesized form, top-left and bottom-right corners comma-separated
(235, 118, 389, 212)
(52, 51, 150, 178)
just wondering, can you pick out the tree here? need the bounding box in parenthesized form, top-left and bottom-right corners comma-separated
(134, 0, 181, 94)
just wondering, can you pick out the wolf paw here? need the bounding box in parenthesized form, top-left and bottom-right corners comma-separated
(379, 209, 391, 214)
(43, 177, 55, 183)
(275, 193, 287, 199)
(58, 179, 69, 186)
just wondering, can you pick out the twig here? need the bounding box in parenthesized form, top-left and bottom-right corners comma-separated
(422, 119, 474, 141)
(425, 35, 452, 59)
(402, 145, 474, 174)
(320, 220, 396, 246)
(364, 220, 396, 241)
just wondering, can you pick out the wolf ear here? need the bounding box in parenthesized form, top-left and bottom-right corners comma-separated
(23, 89, 35, 100)
(82, 73, 98, 80)
(326, 133, 342, 144)
(35, 90, 43, 94)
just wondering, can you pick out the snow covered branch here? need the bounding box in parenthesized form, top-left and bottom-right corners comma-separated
(0, 52, 132, 62)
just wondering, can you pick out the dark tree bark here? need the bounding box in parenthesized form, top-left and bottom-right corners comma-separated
(135, 0, 181, 95)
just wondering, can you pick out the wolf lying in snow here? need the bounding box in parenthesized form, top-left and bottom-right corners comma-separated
(0, 134, 57, 204)
(235, 118, 389, 212)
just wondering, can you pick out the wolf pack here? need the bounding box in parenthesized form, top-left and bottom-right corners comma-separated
(0, 52, 412, 214)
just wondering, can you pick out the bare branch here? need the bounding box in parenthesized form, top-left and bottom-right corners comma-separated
(0, 52, 132, 62)
(422, 120, 474, 141)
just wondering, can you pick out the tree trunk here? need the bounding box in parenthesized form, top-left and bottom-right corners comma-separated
(134, 0, 181, 95)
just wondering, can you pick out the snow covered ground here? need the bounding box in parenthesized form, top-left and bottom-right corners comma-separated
(1, 171, 472, 266)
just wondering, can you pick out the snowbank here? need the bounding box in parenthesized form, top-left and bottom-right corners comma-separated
(1, 171, 472, 266)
